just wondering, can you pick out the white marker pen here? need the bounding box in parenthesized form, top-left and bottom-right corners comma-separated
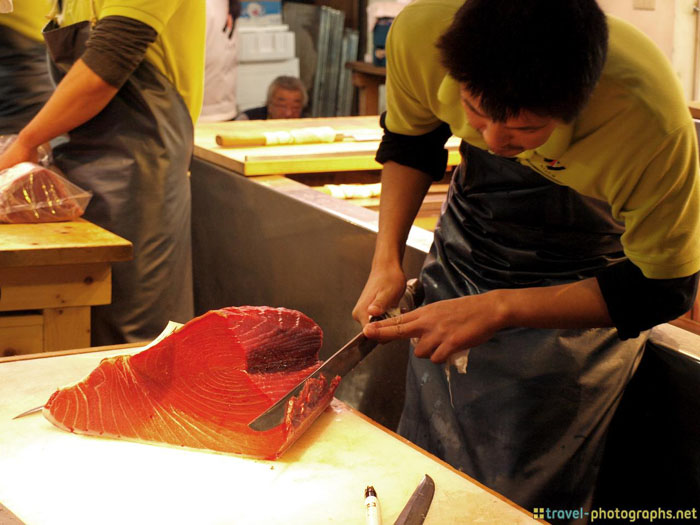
(365, 485, 383, 525)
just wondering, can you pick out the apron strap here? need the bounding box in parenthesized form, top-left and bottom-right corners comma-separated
(47, 0, 97, 27)
(47, 0, 60, 23)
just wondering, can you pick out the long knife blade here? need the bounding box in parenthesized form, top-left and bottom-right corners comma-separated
(394, 474, 435, 525)
(249, 278, 424, 432)
(248, 328, 382, 432)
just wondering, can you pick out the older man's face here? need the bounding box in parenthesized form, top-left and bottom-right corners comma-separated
(268, 88, 304, 119)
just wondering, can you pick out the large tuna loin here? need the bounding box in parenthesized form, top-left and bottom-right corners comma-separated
(43, 306, 338, 459)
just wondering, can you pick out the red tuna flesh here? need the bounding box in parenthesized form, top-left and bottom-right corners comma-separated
(43, 306, 339, 459)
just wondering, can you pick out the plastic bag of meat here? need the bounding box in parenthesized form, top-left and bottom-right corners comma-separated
(0, 162, 92, 223)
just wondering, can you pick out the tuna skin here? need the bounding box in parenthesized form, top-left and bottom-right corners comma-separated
(43, 306, 338, 459)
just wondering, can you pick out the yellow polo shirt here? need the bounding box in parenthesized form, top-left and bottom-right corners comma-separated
(385, 0, 700, 279)
(60, 0, 205, 123)
(0, 0, 51, 41)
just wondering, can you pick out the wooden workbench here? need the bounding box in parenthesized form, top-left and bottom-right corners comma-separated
(194, 116, 461, 177)
(0, 220, 132, 355)
(0, 345, 541, 525)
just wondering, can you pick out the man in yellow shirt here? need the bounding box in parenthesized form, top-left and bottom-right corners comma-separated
(353, 0, 699, 517)
(0, 0, 205, 345)
(0, 0, 53, 134)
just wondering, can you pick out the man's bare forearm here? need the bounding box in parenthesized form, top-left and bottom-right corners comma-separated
(352, 161, 433, 323)
(372, 160, 433, 267)
(16, 59, 118, 150)
(496, 277, 613, 330)
(365, 276, 615, 362)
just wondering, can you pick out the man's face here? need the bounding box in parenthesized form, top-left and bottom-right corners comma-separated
(459, 86, 560, 157)
(268, 88, 304, 119)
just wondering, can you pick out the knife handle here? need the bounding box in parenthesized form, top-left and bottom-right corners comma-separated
(368, 278, 424, 324)
(402, 278, 424, 312)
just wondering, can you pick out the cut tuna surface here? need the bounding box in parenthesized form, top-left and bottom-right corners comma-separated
(43, 306, 338, 459)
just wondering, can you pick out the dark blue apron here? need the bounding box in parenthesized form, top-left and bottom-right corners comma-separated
(0, 25, 53, 134)
(398, 142, 647, 521)
(42, 18, 194, 344)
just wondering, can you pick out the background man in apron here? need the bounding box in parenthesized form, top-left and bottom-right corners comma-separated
(353, 0, 700, 521)
(0, 0, 205, 345)
(0, 0, 53, 135)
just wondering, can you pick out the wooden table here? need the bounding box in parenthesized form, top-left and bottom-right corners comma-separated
(0, 220, 132, 356)
(346, 61, 387, 115)
(0, 345, 541, 525)
(194, 116, 461, 177)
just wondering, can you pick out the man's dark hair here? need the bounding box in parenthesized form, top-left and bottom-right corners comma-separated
(437, 0, 608, 122)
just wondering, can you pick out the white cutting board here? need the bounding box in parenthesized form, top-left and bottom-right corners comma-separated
(0, 349, 539, 524)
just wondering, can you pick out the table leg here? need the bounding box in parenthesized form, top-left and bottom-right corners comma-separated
(351, 71, 382, 115)
(43, 306, 91, 351)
